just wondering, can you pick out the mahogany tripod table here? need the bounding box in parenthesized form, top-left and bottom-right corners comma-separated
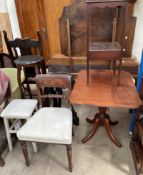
(70, 70, 141, 147)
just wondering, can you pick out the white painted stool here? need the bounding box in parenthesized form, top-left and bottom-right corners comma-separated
(1, 99, 38, 152)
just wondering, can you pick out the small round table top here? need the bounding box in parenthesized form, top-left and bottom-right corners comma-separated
(14, 55, 44, 66)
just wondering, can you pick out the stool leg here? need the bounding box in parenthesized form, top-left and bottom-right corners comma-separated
(3, 118, 13, 151)
(35, 64, 40, 74)
(26, 118, 38, 153)
(32, 142, 38, 153)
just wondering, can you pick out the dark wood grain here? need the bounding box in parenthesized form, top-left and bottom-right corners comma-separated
(88, 42, 122, 61)
(3, 30, 43, 60)
(59, 0, 137, 58)
(60, 0, 117, 56)
(35, 74, 71, 108)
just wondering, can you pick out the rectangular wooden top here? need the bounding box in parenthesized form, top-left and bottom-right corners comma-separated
(70, 70, 141, 108)
(86, 0, 127, 2)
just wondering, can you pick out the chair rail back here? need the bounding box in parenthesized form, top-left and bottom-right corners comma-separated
(35, 74, 72, 108)
(3, 31, 43, 61)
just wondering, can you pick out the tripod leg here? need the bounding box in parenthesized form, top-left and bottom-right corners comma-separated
(104, 118, 121, 148)
(82, 118, 100, 143)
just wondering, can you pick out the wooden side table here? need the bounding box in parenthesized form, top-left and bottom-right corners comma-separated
(86, 0, 128, 85)
(70, 70, 141, 147)
(14, 55, 45, 98)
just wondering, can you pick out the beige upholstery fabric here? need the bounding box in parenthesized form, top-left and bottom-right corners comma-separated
(1, 99, 38, 119)
(17, 107, 72, 144)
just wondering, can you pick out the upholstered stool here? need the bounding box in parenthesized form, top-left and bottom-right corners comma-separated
(17, 107, 73, 172)
(1, 99, 38, 152)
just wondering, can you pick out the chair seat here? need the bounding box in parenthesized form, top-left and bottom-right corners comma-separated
(17, 107, 72, 144)
(89, 42, 121, 52)
(14, 55, 44, 65)
(1, 99, 38, 119)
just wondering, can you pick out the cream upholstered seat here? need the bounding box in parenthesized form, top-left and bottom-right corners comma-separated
(1, 99, 38, 119)
(1, 99, 38, 152)
(17, 107, 72, 144)
(16, 74, 73, 172)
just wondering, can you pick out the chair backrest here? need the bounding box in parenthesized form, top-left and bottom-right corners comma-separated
(35, 74, 72, 108)
(3, 30, 43, 61)
(3, 31, 45, 76)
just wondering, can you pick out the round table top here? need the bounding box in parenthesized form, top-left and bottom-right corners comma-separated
(14, 55, 44, 65)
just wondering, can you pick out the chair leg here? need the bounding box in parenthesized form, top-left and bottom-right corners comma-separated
(66, 144, 72, 172)
(20, 141, 30, 166)
(3, 118, 13, 151)
(17, 66, 25, 99)
(23, 67, 32, 99)
(26, 118, 38, 153)
(0, 157, 5, 167)
(72, 127, 75, 137)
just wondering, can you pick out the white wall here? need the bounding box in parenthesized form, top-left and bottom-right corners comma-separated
(0, 0, 8, 12)
(6, 0, 21, 38)
(132, 0, 143, 63)
(0, 0, 21, 39)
